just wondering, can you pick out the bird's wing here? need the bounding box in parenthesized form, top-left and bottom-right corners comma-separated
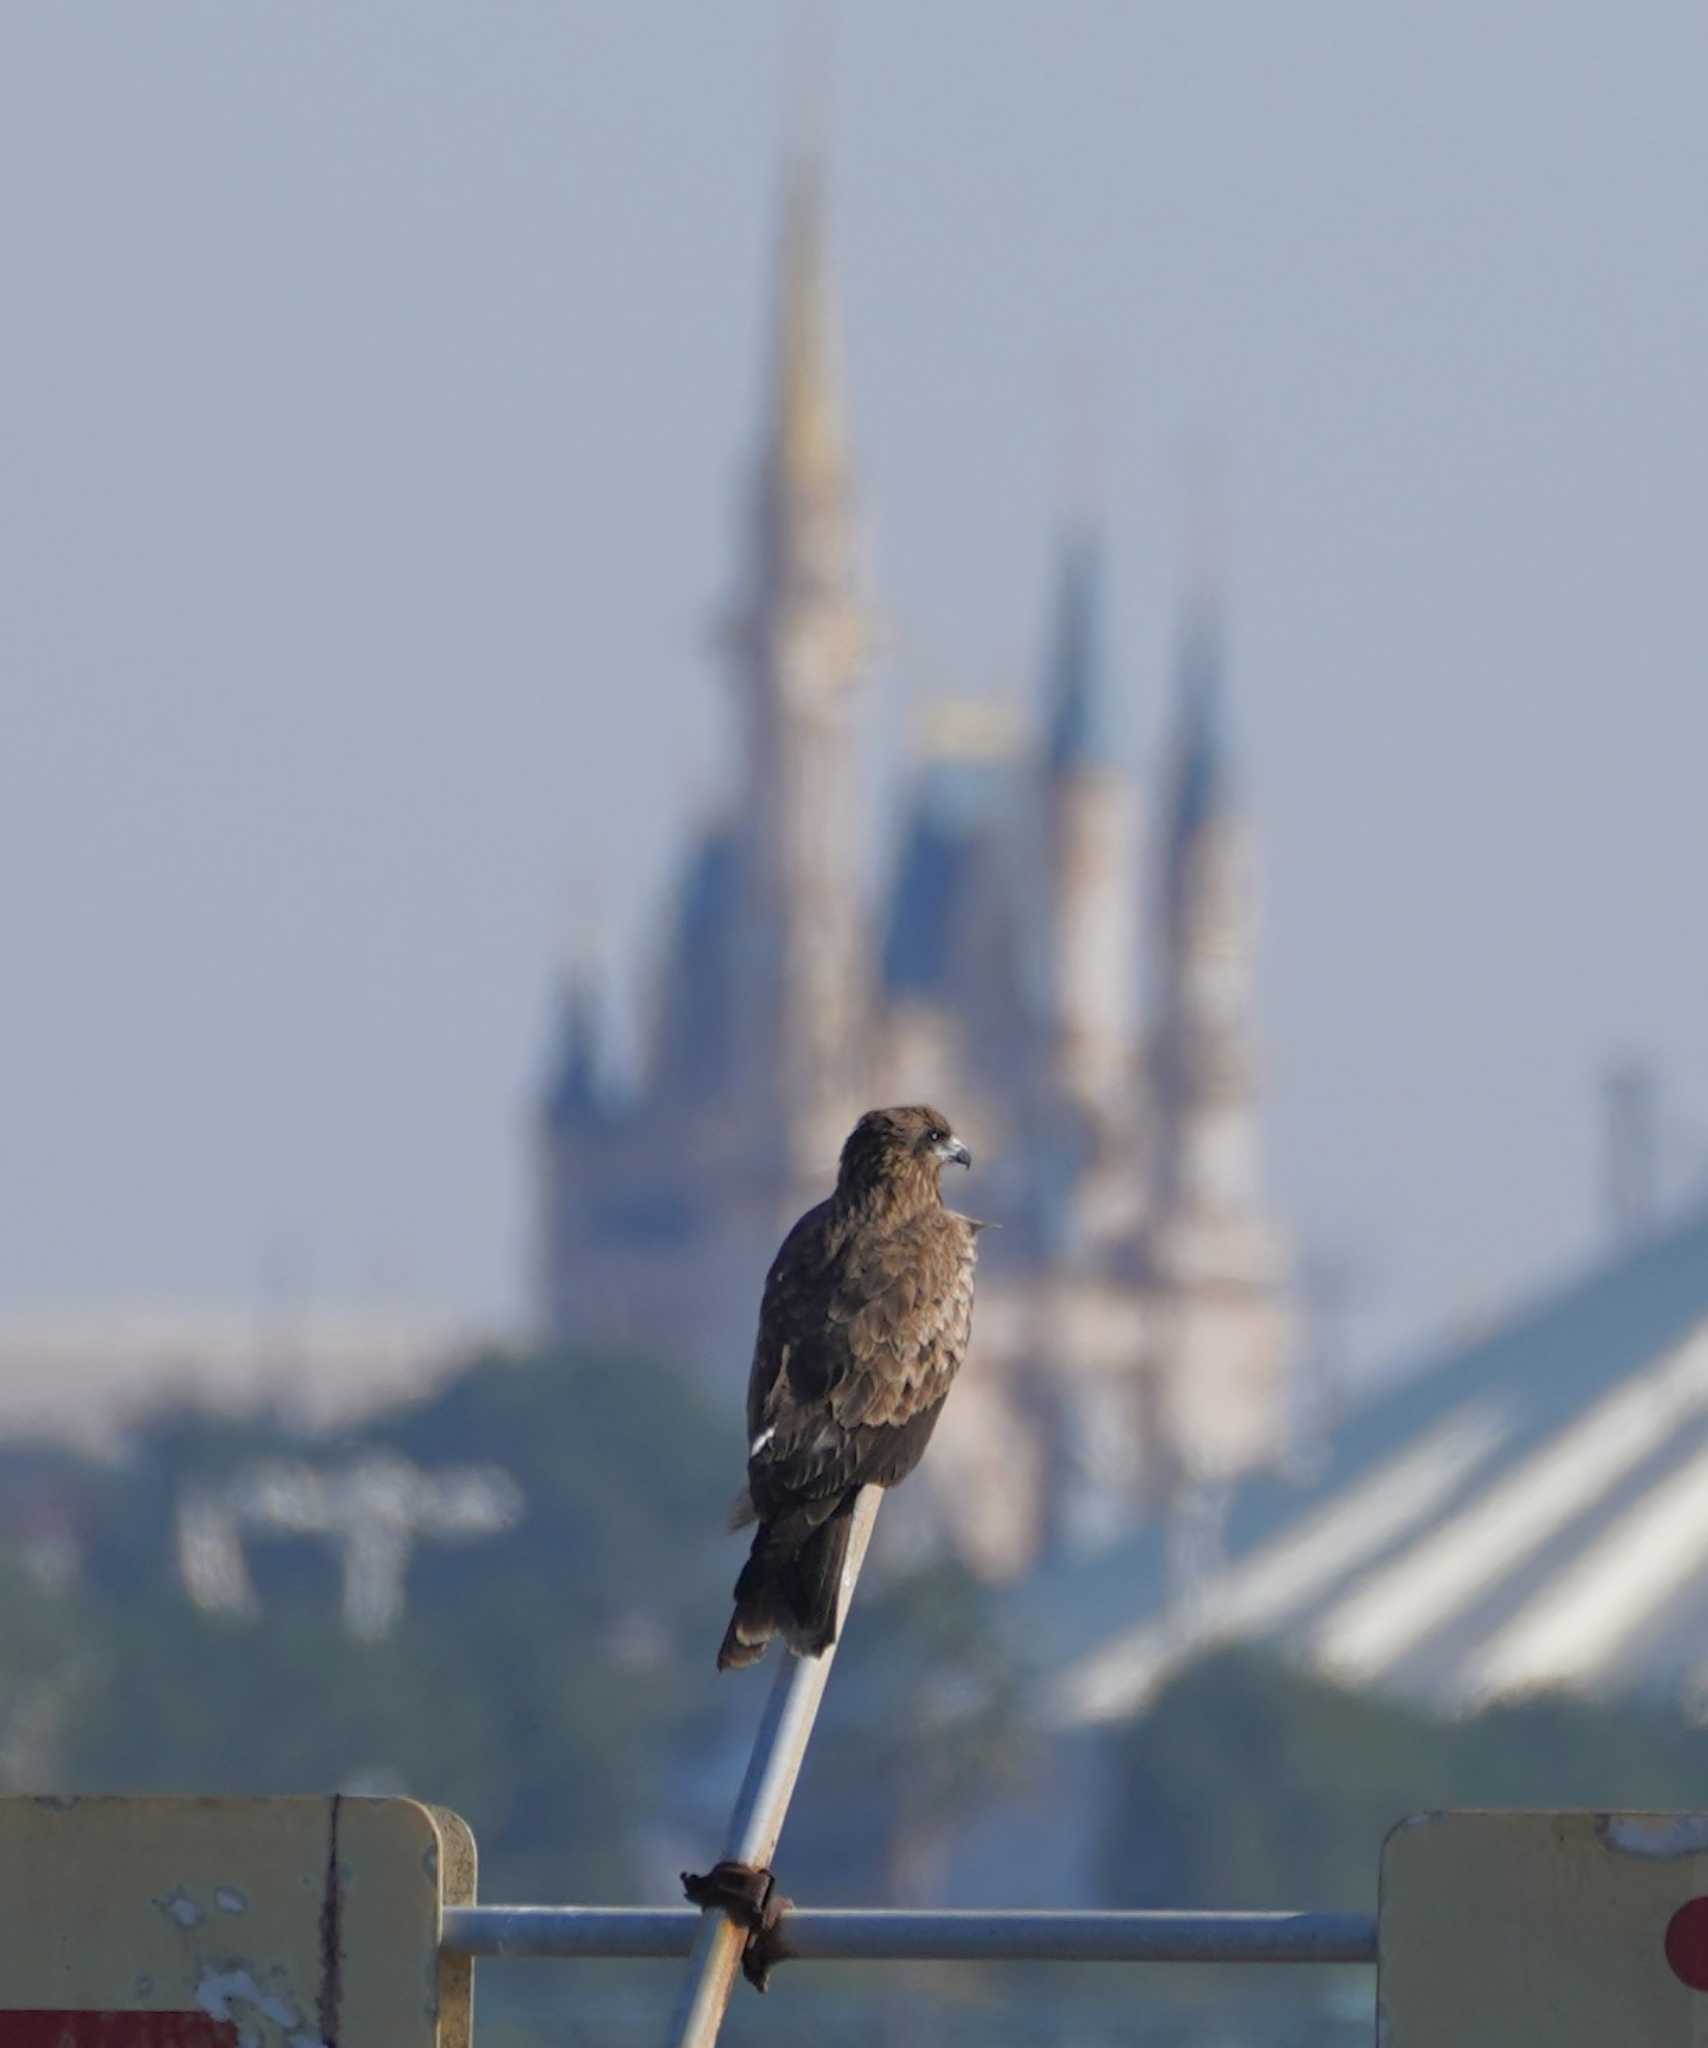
(744, 1199, 835, 1448)
(747, 1209, 976, 1513)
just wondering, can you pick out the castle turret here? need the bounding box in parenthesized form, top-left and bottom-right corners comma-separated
(542, 973, 603, 1132)
(1150, 606, 1253, 1222)
(724, 150, 873, 1200)
(1143, 585, 1292, 1512)
(1042, 527, 1136, 1118)
(649, 824, 744, 1105)
(535, 971, 609, 1338)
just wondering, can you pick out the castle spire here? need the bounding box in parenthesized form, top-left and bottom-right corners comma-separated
(1163, 600, 1230, 895)
(1164, 434, 1232, 857)
(1152, 582, 1248, 1216)
(725, 134, 872, 1198)
(732, 140, 863, 658)
(1141, 554, 1292, 1497)
(1045, 526, 1117, 775)
(767, 152, 845, 513)
(541, 971, 604, 1131)
(1153, 442, 1237, 1105)
(533, 966, 609, 1341)
(1042, 521, 1134, 1116)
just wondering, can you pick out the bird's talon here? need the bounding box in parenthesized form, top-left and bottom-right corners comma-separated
(680, 1858, 794, 1992)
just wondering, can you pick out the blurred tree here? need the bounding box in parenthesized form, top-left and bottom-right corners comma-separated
(793, 1559, 1035, 1904)
(1098, 1645, 1708, 1909)
(53, 1344, 737, 1900)
(0, 1563, 86, 1789)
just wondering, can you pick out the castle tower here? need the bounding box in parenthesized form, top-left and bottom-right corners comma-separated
(882, 696, 1031, 1106)
(542, 973, 602, 1126)
(1042, 526, 1136, 1119)
(723, 149, 873, 1197)
(534, 971, 608, 1338)
(1150, 604, 1253, 1226)
(1142, 584, 1292, 1513)
(648, 824, 744, 1107)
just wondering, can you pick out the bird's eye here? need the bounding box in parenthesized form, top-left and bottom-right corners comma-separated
(929, 1127, 948, 1145)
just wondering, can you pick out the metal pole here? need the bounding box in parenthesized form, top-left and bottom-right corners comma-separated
(443, 1905, 1378, 1967)
(665, 1484, 883, 2048)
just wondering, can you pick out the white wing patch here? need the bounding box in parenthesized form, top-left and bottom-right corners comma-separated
(750, 1426, 776, 1457)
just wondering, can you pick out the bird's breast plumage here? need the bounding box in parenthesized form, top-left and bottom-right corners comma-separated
(741, 1192, 978, 1521)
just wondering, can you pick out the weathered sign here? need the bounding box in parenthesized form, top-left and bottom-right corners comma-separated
(0, 1796, 473, 2048)
(1380, 1809, 1708, 2043)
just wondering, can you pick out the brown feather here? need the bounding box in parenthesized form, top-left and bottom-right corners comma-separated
(717, 1106, 979, 1669)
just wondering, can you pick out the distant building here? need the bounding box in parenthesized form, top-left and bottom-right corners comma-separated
(534, 149, 1293, 1579)
(1032, 1189, 1708, 1722)
(905, 1194, 1708, 1912)
(177, 1453, 523, 1640)
(0, 1307, 480, 1449)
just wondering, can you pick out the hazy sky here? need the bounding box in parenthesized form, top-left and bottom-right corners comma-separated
(4, 2, 1706, 1373)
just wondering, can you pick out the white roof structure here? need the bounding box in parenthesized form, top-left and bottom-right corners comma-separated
(1032, 1193, 1708, 1723)
(0, 1305, 482, 1447)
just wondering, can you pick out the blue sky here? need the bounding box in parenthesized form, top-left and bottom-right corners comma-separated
(4, 2, 1706, 1373)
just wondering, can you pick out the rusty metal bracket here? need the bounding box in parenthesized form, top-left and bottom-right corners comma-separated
(679, 1860, 794, 1992)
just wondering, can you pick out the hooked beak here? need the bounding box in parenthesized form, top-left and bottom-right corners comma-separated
(938, 1135, 972, 1170)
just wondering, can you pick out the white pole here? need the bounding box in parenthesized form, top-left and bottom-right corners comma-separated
(666, 1485, 883, 2048)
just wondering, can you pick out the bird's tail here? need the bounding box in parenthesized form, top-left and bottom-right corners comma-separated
(716, 1498, 857, 1672)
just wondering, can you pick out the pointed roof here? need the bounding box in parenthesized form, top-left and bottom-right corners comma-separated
(1163, 596, 1232, 860)
(651, 823, 743, 1096)
(725, 141, 864, 670)
(761, 151, 848, 518)
(1162, 436, 1235, 847)
(541, 974, 604, 1130)
(1044, 527, 1117, 775)
(883, 751, 1018, 999)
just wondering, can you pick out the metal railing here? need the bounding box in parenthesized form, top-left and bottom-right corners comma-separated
(441, 1904, 1376, 1966)
(436, 1487, 1374, 2044)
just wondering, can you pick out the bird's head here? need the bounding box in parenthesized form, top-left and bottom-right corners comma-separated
(837, 1105, 971, 1208)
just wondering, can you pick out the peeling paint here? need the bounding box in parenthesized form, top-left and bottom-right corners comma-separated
(156, 1886, 205, 1927)
(1601, 1812, 1708, 1858)
(2, 1793, 456, 2046)
(196, 1965, 309, 2048)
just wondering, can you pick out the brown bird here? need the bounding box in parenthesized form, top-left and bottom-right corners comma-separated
(717, 1105, 979, 1672)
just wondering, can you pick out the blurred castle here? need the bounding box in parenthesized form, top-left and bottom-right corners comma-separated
(534, 153, 1293, 1580)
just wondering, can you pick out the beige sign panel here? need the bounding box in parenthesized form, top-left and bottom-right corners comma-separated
(1381, 1809, 1708, 2044)
(0, 1795, 473, 2048)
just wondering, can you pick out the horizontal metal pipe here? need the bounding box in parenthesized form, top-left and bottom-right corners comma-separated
(445, 1908, 697, 1960)
(442, 1906, 1377, 1967)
